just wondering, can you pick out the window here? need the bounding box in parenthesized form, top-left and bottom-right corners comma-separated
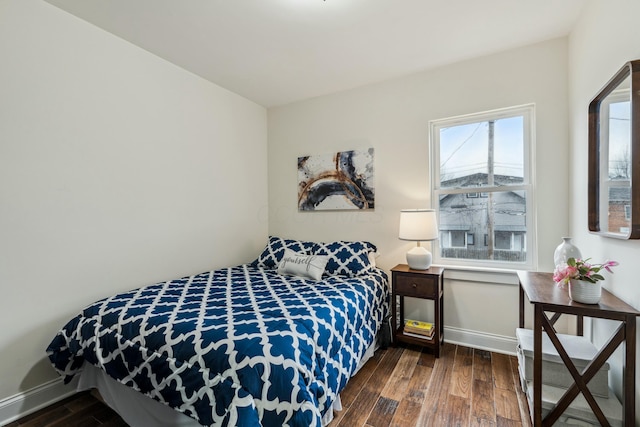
(441, 230, 476, 248)
(599, 91, 631, 234)
(450, 230, 466, 247)
(430, 105, 535, 268)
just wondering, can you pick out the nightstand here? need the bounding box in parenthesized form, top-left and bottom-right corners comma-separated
(391, 264, 445, 357)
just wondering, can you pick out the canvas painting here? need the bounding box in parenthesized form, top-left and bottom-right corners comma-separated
(298, 148, 375, 211)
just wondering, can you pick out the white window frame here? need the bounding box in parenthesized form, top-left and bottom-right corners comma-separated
(429, 104, 537, 270)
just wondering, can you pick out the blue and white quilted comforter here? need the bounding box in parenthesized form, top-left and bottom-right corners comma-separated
(47, 264, 389, 427)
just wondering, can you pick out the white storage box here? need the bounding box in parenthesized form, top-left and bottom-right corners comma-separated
(525, 382, 623, 427)
(516, 328, 609, 398)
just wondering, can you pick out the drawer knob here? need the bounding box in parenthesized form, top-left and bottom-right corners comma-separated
(412, 283, 417, 288)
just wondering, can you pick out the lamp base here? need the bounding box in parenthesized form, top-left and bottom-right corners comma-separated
(406, 246, 432, 270)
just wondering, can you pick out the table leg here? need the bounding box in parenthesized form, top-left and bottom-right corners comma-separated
(533, 304, 542, 426)
(391, 291, 397, 346)
(623, 314, 636, 425)
(519, 284, 525, 329)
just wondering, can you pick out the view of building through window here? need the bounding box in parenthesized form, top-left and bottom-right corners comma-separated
(603, 98, 631, 234)
(430, 105, 534, 267)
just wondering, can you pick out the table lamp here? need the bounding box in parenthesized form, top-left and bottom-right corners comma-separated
(399, 209, 439, 270)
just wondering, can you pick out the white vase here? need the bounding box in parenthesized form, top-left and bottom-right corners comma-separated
(569, 279, 602, 304)
(553, 237, 582, 267)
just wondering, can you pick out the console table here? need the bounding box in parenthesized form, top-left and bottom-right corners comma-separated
(517, 271, 639, 426)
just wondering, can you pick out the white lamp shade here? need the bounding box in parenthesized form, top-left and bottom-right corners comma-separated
(399, 209, 438, 241)
(399, 209, 438, 270)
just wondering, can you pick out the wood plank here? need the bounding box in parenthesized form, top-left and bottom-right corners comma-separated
(469, 416, 497, 427)
(365, 396, 399, 427)
(62, 392, 98, 413)
(48, 401, 107, 427)
(492, 352, 515, 391)
(389, 399, 423, 427)
(100, 418, 130, 427)
(17, 405, 72, 427)
(496, 415, 523, 427)
(509, 354, 532, 427)
(380, 346, 421, 401)
(470, 379, 496, 423)
(91, 404, 124, 423)
(417, 347, 435, 368)
(416, 343, 457, 426)
(443, 394, 471, 427)
(473, 349, 492, 382)
(389, 363, 433, 426)
(403, 363, 433, 404)
(335, 346, 404, 426)
(493, 388, 521, 422)
(451, 345, 473, 398)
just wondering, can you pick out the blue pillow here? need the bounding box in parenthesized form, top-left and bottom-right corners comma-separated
(252, 236, 319, 269)
(313, 240, 377, 277)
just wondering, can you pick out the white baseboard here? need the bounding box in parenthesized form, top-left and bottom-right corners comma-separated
(444, 326, 518, 355)
(0, 376, 78, 426)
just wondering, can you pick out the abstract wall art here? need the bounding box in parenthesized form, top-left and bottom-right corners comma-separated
(298, 148, 375, 211)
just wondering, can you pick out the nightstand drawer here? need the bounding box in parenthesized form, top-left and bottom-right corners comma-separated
(394, 274, 437, 298)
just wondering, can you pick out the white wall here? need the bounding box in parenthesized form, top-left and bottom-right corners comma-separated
(268, 38, 570, 351)
(0, 0, 267, 411)
(568, 0, 640, 422)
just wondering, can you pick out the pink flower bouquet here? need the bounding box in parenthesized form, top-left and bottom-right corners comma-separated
(553, 257, 618, 287)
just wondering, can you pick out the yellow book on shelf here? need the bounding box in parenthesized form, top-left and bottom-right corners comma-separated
(404, 319, 433, 332)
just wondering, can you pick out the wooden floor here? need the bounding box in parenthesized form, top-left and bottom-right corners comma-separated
(6, 390, 127, 427)
(8, 343, 532, 427)
(329, 343, 532, 427)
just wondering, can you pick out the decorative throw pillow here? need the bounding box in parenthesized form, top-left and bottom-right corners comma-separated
(277, 249, 329, 281)
(252, 236, 319, 269)
(313, 240, 377, 277)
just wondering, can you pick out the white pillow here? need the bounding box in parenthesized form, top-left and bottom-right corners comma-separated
(368, 251, 379, 267)
(277, 249, 329, 281)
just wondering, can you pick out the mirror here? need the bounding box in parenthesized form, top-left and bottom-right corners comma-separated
(589, 60, 640, 239)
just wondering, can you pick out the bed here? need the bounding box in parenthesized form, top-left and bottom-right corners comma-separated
(46, 237, 389, 427)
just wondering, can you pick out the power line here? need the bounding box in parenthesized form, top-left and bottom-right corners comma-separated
(440, 122, 485, 169)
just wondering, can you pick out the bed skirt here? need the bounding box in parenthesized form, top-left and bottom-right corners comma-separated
(76, 338, 379, 427)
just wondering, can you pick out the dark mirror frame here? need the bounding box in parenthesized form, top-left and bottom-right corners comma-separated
(588, 60, 640, 239)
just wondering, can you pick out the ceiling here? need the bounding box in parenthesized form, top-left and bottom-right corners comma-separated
(46, 0, 587, 108)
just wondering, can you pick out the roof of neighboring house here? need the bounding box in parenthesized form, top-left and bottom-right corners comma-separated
(609, 186, 631, 202)
(440, 173, 524, 188)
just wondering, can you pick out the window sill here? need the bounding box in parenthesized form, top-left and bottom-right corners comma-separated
(431, 263, 520, 285)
